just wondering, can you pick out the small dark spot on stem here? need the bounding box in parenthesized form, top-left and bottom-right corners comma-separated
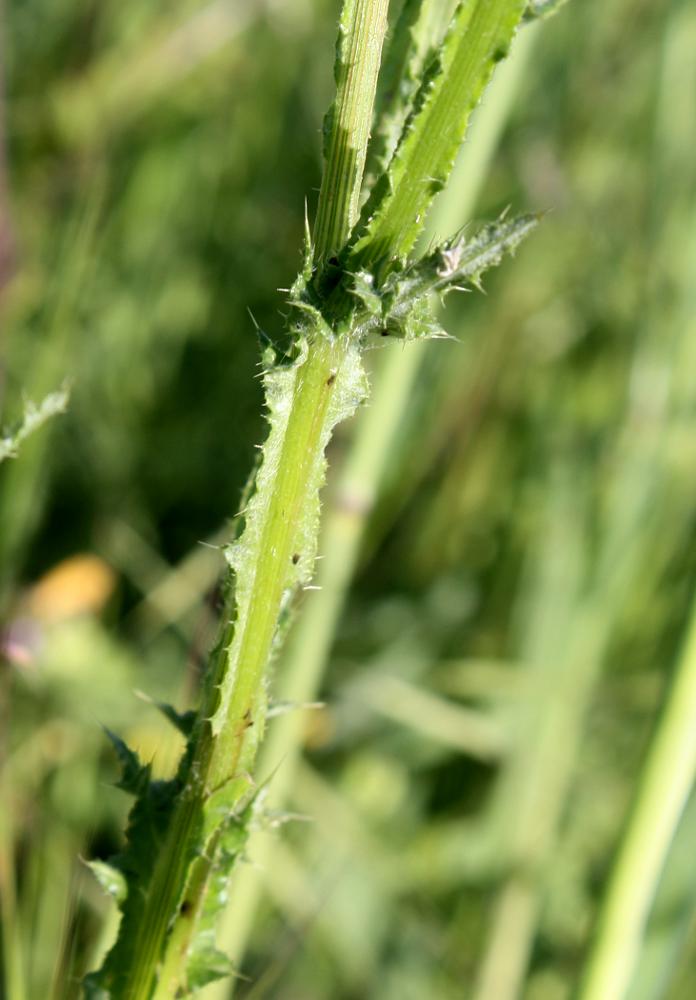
(328, 255, 339, 266)
(292, 552, 300, 564)
(492, 46, 508, 63)
(380, 329, 390, 337)
(326, 372, 336, 386)
(180, 900, 192, 917)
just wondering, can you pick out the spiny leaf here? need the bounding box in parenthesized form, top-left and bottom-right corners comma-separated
(364, 0, 458, 191)
(350, 270, 382, 316)
(185, 947, 236, 992)
(86, 734, 183, 994)
(349, 0, 527, 268)
(104, 728, 149, 795)
(394, 296, 449, 342)
(349, 212, 538, 342)
(395, 211, 539, 300)
(112, 779, 181, 897)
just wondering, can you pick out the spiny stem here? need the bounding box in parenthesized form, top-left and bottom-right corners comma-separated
(87, 3, 539, 996)
(207, 23, 542, 993)
(206, 335, 355, 790)
(117, 326, 366, 1000)
(93, 4, 388, 996)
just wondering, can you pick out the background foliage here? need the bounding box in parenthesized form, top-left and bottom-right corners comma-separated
(1, 0, 695, 998)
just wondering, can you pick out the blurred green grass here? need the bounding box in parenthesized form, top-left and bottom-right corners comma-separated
(1, 1, 695, 998)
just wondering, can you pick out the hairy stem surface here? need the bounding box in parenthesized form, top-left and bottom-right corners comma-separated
(89, 3, 388, 996)
(86, 2, 536, 995)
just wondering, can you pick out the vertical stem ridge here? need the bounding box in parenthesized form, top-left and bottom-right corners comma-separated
(92, 4, 388, 996)
(313, 0, 390, 262)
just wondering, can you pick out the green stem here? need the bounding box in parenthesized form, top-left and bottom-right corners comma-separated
(208, 23, 540, 993)
(206, 334, 352, 790)
(214, 340, 426, 987)
(578, 598, 696, 1000)
(89, 2, 541, 994)
(313, 0, 390, 262)
(117, 333, 361, 1000)
(473, 605, 612, 1000)
(96, 3, 389, 996)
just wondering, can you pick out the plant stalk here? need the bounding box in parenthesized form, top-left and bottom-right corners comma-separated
(578, 599, 696, 1000)
(89, 1, 536, 993)
(208, 21, 540, 993)
(313, 0, 390, 262)
(93, 3, 389, 996)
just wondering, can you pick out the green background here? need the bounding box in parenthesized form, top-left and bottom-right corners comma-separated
(1, 1, 695, 997)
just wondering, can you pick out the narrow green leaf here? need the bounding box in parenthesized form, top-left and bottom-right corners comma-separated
(350, 212, 538, 340)
(350, 0, 527, 267)
(104, 729, 149, 795)
(392, 211, 539, 300)
(364, 0, 459, 189)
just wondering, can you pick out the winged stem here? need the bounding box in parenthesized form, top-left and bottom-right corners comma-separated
(85, 2, 534, 995)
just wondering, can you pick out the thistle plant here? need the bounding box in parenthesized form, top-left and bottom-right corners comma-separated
(86, 1, 542, 995)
